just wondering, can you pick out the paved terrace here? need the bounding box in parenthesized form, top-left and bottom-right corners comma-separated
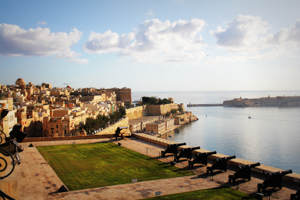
(7, 137, 299, 199)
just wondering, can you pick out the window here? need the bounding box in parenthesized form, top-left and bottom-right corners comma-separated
(56, 125, 58, 128)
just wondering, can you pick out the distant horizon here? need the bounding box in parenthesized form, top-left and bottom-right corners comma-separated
(133, 90, 300, 93)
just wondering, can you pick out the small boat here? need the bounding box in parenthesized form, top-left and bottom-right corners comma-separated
(248, 116, 251, 119)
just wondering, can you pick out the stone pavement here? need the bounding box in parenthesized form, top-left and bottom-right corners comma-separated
(11, 138, 298, 199)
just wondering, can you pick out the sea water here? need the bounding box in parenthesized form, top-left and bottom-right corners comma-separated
(132, 91, 300, 173)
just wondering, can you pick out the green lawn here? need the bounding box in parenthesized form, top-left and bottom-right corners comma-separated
(145, 187, 256, 200)
(37, 142, 193, 190)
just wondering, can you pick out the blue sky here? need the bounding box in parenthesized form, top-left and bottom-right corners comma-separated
(0, 0, 300, 92)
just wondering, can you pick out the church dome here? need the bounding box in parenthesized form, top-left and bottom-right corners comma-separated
(16, 78, 26, 86)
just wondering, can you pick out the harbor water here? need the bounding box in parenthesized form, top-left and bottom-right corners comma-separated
(132, 91, 300, 174)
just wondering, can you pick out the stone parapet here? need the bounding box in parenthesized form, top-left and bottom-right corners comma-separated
(132, 133, 300, 185)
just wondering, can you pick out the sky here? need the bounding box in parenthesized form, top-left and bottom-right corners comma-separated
(0, 0, 300, 92)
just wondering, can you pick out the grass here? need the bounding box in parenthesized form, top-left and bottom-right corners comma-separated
(145, 187, 256, 200)
(37, 142, 193, 190)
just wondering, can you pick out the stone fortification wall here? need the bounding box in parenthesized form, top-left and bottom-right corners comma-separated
(126, 106, 147, 120)
(126, 103, 185, 119)
(145, 105, 161, 116)
(79, 95, 105, 103)
(96, 117, 130, 135)
(155, 103, 184, 115)
(146, 103, 185, 116)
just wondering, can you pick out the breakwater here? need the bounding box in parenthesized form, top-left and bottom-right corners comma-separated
(187, 103, 223, 107)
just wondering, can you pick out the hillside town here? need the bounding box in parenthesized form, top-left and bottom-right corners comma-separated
(0, 78, 198, 139)
(0, 78, 133, 137)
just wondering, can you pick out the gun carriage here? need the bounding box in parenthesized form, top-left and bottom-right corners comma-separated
(207, 155, 236, 175)
(188, 151, 217, 168)
(174, 146, 200, 162)
(228, 162, 260, 183)
(257, 169, 292, 194)
(291, 188, 300, 200)
(161, 143, 186, 157)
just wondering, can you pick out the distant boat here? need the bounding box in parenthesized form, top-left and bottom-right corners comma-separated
(248, 116, 251, 119)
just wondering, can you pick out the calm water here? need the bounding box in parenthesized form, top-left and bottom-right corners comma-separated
(132, 91, 300, 173)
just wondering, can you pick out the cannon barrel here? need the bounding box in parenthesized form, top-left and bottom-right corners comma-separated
(248, 162, 260, 168)
(267, 169, 292, 177)
(239, 162, 260, 170)
(177, 143, 186, 146)
(216, 155, 236, 162)
(226, 155, 236, 160)
(190, 146, 201, 150)
(118, 126, 128, 129)
(205, 151, 217, 156)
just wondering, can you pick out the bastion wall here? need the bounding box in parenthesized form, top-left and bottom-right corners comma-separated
(126, 103, 185, 118)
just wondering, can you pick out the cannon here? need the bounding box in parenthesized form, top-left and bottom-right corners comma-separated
(228, 162, 260, 183)
(115, 127, 128, 140)
(188, 151, 217, 168)
(161, 143, 186, 157)
(174, 146, 200, 162)
(257, 169, 292, 193)
(207, 155, 236, 175)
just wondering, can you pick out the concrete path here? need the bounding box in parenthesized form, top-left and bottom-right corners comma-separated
(10, 138, 298, 200)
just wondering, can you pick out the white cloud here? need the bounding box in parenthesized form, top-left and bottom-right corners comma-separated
(211, 15, 300, 63)
(83, 18, 206, 64)
(211, 15, 269, 53)
(0, 23, 88, 63)
(265, 19, 300, 48)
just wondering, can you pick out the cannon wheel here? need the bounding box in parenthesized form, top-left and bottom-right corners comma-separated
(248, 176, 251, 181)
(0, 147, 15, 180)
(188, 162, 193, 168)
(229, 178, 232, 183)
(161, 152, 165, 157)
